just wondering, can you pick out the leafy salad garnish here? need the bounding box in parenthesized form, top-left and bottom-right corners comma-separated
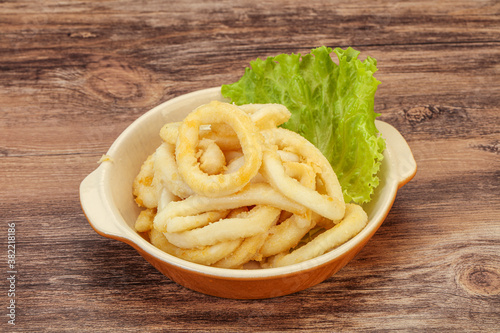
(221, 46, 385, 204)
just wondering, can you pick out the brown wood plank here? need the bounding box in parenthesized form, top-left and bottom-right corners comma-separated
(0, 0, 499, 331)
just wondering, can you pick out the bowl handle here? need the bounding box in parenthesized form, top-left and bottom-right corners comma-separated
(80, 168, 124, 238)
(379, 121, 417, 188)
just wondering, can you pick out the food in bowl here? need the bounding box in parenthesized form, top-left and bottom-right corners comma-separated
(130, 46, 388, 271)
(132, 100, 369, 269)
(80, 87, 416, 298)
(80, 46, 416, 298)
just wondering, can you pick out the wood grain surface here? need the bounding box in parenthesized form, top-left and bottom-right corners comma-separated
(1, 0, 499, 331)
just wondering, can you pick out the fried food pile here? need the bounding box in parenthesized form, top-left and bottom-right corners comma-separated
(133, 101, 368, 269)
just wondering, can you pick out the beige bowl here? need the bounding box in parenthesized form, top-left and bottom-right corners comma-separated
(80, 87, 417, 299)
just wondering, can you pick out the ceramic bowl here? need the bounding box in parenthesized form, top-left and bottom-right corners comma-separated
(80, 87, 417, 299)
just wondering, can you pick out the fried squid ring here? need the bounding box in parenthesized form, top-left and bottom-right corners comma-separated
(134, 208, 156, 233)
(159, 122, 181, 145)
(225, 155, 266, 184)
(165, 210, 230, 233)
(238, 103, 291, 130)
(153, 183, 307, 233)
(270, 204, 368, 268)
(133, 154, 159, 208)
(197, 138, 226, 175)
(277, 150, 300, 163)
(176, 101, 263, 197)
(213, 232, 269, 269)
(154, 142, 194, 199)
(164, 205, 281, 248)
(149, 229, 243, 266)
(261, 128, 345, 221)
(258, 161, 318, 257)
(259, 213, 314, 258)
(200, 125, 241, 151)
(281, 160, 316, 228)
(161, 121, 241, 151)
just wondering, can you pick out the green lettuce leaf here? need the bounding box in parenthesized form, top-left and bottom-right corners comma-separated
(221, 46, 385, 204)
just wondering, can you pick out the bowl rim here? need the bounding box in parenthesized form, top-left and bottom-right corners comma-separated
(80, 86, 417, 279)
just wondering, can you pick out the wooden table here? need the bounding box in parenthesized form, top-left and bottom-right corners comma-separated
(1, 0, 499, 331)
